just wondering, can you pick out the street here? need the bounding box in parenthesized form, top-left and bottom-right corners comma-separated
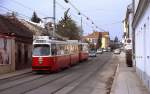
(0, 53, 118, 94)
(1, 0, 150, 94)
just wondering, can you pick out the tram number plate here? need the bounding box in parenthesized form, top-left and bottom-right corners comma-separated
(36, 40, 46, 43)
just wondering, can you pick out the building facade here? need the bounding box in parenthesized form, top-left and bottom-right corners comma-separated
(123, 4, 134, 50)
(0, 15, 33, 74)
(83, 31, 101, 49)
(83, 31, 110, 49)
(100, 32, 110, 49)
(132, 0, 150, 90)
(123, 3, 134, 67)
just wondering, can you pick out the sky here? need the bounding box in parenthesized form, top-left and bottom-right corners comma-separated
(0, 0, 132, 40)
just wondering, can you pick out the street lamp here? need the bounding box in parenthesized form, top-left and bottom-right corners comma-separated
(64, 0, 69, 3)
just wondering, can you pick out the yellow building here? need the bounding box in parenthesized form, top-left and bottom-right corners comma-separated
(82, 31, 110, 49)
(101, 32, 110, 49)
(82, 31, 101, 49)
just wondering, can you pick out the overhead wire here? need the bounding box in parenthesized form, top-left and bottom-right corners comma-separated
(56, 1, 97, 32)
(66, 0, 106, 31)
(56, 1, 108, 32)
(0, 0, 122, 33)
(55, 1, 81, 23)
(1, 0, 100, 31)
(8, 0, 48, 17)
(56, 1, 67, 10)
(0, 5, 31, 19)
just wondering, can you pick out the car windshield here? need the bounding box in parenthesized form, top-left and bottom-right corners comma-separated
(33, 44, 50, 56)
(89, 50, 96, 53)
(97, 49, 102, 51)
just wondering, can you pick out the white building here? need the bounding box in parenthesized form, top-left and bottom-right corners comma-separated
(132, 0, 150, 90)
(123, 4, 134, 51)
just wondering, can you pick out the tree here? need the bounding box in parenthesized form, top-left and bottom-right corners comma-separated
(114, 36, 119, 49)
(97, 38, 102, 49)
(31, 11, 41, 23)
(56, 9, 81, 40)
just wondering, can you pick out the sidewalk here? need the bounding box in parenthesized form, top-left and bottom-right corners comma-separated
(110, 52, 150, 94)
(0, 68, 32, 80)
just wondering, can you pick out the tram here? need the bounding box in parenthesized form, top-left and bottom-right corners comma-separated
(79, 43, 89, 61)
(32, 36, 89, 72)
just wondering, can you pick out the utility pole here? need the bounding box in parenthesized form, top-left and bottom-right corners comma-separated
(81, 17, 83, 36)
(81, 17, 82, 30)
(53, 0, 56, 38)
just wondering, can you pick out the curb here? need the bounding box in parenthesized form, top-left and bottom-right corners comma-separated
(110, 63, 120, 94)
(0, 68, 32, 80)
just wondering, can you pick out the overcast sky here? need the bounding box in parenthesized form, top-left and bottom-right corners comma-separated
(0, 0, 132, 40)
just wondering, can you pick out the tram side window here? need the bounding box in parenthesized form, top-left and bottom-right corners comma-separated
(64, 44, 69, 54)
(69, 44, 79, 54)
(59, 44, 64, 55)
(56, 44, 70, 55)
(79, 45, 82, 51)
(51, 44, 57, 55)
(70, 45, 74, 54)
(75, 45, 79, 53)
(57, 44, 65, 55)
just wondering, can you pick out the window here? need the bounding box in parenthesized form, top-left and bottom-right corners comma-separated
(33, 44, 50, 56)
(56, 44, 70, 55)
(51, 44, 57, 55)
(69, 44, 79, 54)
(0, 38, 11, 65)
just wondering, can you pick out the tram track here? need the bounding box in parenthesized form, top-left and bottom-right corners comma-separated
(0, 72, 33, 85)
(0, 53, 111, 94)
(0, 73, 47, 92)
(24, 53, 111, 94)
(51, 63, 107, 94)
(50, 54, 111, 94)
(66, 55, 112, 94)
(22, 58, 97, 94)
(0, 55, 94, 94)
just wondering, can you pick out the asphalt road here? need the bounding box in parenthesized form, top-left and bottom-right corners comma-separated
(0, 52, 118, 94)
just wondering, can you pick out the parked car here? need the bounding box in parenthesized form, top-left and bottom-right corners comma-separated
(96, 49, 103, 54)
(113, 49, 121, 54)
(89, 50, 97, 57)
(103, 48, 107, 52)
(107, 47, 111, 52)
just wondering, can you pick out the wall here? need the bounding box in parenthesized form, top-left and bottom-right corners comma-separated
(0, 36, 15, 74)
(134, 2, 150, 90)
(129, 12, 134, 38)
(101, 36, 109, 49)
(15, 41, 32, 70)
(134, 0, 140, 13)
(101, 37, 106, 48)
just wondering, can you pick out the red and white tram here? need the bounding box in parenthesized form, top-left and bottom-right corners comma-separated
(79, 43, 89, 62)
(32, 36, 89, 72)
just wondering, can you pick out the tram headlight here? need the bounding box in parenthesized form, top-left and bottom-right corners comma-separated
(38, 57, 43, 64)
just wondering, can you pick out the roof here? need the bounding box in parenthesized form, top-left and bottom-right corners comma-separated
(83, 31, 109, 39)
(84, 31, 100, 38)
(21, 19, 68, 40)
(20, 19, 48, 36)
(100, 32, 109, 35)
(0, 15, 33, 38)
